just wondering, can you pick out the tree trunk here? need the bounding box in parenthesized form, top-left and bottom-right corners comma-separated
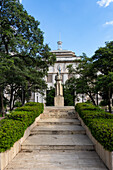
(108, 97, 112, 113)
(82, 94, 84, 103)
(108, 101, 112, 113)
(0, 88, 5, 117)
(12, 94, 15, 109)
(89, 93, 96, 105)
(108, 88, 112, 113)
(10, 86, 14, 111)
(22, 88, 25, 106)
(96, 93, 98, 106)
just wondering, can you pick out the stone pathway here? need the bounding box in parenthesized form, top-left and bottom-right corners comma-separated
(5, 107, 108, 170)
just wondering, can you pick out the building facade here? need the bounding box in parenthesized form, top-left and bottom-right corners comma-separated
(31, 41, 86, 105)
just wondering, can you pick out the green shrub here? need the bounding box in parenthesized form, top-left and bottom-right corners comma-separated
(75, 103, 102, 112)
(89, 119, 113, 151)
(46, 88, 55, 106)
(15, 105, 37, 111)
(0, 119, 26, 152)
(0, 102, 44, 152)
(99, 100, 108, 106)
(25, 102, 39, 106)
(75, 103, 113, 151)
(14, 101, 22, 107)
(7, 111, 36, 127)
(16, 102, 44, 113)
(77, 109, 113, 125)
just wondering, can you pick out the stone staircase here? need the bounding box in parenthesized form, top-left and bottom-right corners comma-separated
(5, 106, 107, 170)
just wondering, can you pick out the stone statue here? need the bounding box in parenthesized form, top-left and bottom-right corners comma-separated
(54, 65, 64, 106)
(57, 64, 62, 75)
(55, 72, 63, 96)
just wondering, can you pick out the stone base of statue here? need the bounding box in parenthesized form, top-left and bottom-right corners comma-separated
(54, 96, 64, 107)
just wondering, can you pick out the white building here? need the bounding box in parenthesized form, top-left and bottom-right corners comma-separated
(31, 41, 85, 105)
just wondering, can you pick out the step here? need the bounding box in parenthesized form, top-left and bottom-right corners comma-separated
(5, 150, 107, 170)
(4, 106, 108, 170)
(44, 106, 75, 112)
(30, 130, 85, 135)
(41, 113, 77, 119)
(22, 134, 94, 151)
(31, 124, 86, 135)
(42, 107, 77, 119)
(37, 118, 80, 125)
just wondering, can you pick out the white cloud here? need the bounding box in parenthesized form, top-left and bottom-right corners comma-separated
(97, 0, 113, 7)
(20, 0, 22, 3)
(104, 21, 113, 25)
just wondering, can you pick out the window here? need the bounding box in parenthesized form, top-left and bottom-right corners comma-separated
(47, 74, 52, 83)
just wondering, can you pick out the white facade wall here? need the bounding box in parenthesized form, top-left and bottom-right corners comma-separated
(34, 49, 83, 105)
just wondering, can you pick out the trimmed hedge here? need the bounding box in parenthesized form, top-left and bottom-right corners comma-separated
(25, 102, 40, 106)
(0, 102, 44, 152)
(25, 102, 44, 110)
(7, 111, 36, 127)
(75, 103, 113, 151)
(0, 119, 26, 152)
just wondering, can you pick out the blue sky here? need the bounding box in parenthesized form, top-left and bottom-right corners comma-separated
(20, 0, 113, 57)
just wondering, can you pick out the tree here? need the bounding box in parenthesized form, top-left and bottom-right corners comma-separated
(0, 0, 56, 114)
(46, 87, 55, 106)
(0, 55, 14, 115)
(92, 41, 113, 112)
(66, 54, 98, 105)
(96, 73, 113, 110)
(63, 85, 74, 106)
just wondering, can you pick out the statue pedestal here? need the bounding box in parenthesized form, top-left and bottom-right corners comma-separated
(54, 96, 64, 107)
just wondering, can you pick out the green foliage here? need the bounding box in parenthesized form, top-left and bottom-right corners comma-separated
(66, 54, 97, 105)
(75, 103, 101, 113)
(0, 102, 44, 152)
(64, 87, 74, 106)
(7, 111, 36, 127)
(46, 87, 55, 106)
(25, 102, 44, 112)
(0, 119, 26, 152)
(25, 102, 39, 106)
(0, 0, 56, 113)
(46, 87, 74, 106)
(89, 119, 113, 151)
(14, 101, 22, 107)
(99, 100, 108, 106)
(14, 105, 43, 116)
(67, 42, 113, 112)
(92, 41, 113, 112)
(75, 103, 113, 151)
(93, 41, 113, 74)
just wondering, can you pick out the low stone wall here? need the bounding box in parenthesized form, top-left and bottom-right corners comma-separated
(76, 112, 113, 170)
(0, 115, 41, 170)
